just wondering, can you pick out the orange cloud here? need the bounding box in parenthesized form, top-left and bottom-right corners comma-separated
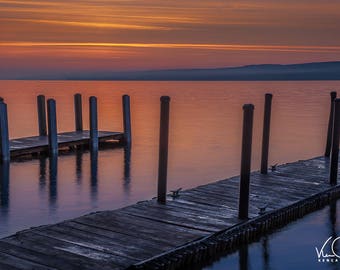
(2, 42, 340, 53)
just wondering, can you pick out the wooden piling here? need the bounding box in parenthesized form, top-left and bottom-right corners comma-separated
(260, 93, 272, 174)
(0, 102, 10, 162)
(238, 104, 254, 219)
(122, 95, 132, 145)
(37, 95, 47, 136)
(47, 99, 58, 155)
(89, 96, 98, 152)
(74, 93, 83, 132)
(330, 98, 340, 185)
(325, 91, 337, 157)
(157, 96, 171, 204)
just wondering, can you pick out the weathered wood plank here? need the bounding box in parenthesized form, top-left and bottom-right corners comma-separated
(0, 250, 56, 270)
(2, 232, 124, 270)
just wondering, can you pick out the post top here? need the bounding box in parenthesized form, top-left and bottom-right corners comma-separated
(265, 93, 273, 98)
(47, 98, 56, 103)
(89, 96, 97, 101)
(160, 96, 171, 102)
(331, 91, 337, 98)
(243, 104, 254, 110)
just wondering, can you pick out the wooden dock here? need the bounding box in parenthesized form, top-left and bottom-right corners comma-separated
(0, 94, 131, 160)
(9, 131, 124, 157)
(0, 156, 339, 270)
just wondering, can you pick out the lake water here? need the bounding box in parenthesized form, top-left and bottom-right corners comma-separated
(0, 80, 339, 238)
(201, 200, 340, 270)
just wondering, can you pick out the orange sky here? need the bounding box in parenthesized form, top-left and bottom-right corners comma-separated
(1, 0, 340, 78)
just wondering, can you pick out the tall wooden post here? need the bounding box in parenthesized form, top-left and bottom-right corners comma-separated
(37, 95, 47, 136)
(330, 98, 340, 185)
(47, 99, 58, 155)
(74, 93, 83, 132)
(122, 95, 132, 146)
(238, 104, 254, 219)
(261, 93, 273, 174)
(157, 96, 171, 204)
(89, 96, 98, 152)
(325, 92, 337, 157)
(0, 101, 10, 162)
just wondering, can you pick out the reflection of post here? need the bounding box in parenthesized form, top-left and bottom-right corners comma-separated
(239, 244, 249, 270)
(0, 161, 10, 209)
(75, 149, 83, 184)
(123, 145, 131, 193)
(90, 150, 98, 200)
(39, 156, 47, 191)
(49, 154, 58, 205)
(330, 202, 337, 258)
(262, 236, 270, 270)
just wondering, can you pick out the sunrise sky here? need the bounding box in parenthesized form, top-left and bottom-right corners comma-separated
(1, 0, 340, 78)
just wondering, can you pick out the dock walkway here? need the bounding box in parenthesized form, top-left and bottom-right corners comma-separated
(0, 156, 339, 270)
(9, 131, 124, 157)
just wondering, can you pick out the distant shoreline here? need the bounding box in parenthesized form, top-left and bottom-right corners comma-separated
(2, 61, 340, 81)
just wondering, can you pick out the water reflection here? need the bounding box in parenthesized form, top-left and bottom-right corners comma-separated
(39, 156, 47, 193)
(203, 200, 340, 270)
(49, 154, 58, 207)
(90, 150, 98, 201)
(75, 149, 83, 185)
(329, 201, 337, 270)
(123, 145, 131, 194)
(239, 244, 249, 270)
(0, 161, 10, 212)
(261, 236, 270, 270)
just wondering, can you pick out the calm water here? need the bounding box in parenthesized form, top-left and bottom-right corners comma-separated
(202, 200, 340, 270)
(0, 80, 339, 238)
